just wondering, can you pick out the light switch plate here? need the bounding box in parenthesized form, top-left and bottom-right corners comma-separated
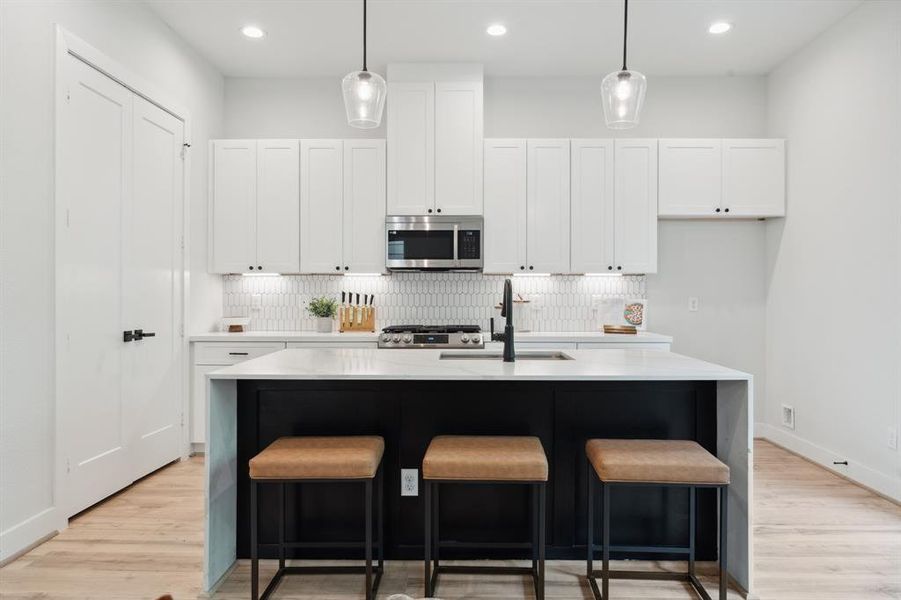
(688, 297, 700, 312)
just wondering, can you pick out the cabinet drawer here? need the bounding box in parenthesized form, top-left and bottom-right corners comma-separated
(193, 342, 286, 365)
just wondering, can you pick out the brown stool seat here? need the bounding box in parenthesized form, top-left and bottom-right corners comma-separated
(249, 436, 384, 480)
(423, 435, 548, 482)
(586, 439, 730, 485)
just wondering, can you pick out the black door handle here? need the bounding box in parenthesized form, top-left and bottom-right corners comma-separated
(134, 329, 156, 341)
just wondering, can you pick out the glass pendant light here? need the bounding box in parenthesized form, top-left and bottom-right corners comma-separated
(342, 0, 386, 129)
(601, 0, 647, 129)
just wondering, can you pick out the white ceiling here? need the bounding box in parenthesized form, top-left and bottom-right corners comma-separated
(145, 0, 861, 78)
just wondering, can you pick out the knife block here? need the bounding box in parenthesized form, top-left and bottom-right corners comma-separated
(339, 306, 375, 333)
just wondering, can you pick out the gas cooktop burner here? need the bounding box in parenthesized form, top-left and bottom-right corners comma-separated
(379, 324, 484, 349)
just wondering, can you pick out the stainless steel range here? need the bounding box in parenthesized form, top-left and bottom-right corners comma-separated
(378, 325, 484, 349)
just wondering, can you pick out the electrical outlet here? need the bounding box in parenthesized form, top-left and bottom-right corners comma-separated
(688, 297, 700, 312)
(781, 404, 795, 430)
(401, 468, 418, 496)
(888, 427, 898, 451)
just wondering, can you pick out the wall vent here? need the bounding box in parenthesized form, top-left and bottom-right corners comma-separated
(781, 404, 795, 430)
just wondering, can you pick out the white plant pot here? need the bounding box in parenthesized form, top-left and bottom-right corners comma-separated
(315, 317, 333, 333)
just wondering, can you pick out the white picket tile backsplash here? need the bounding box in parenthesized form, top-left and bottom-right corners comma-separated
(223, 273, 646, 332)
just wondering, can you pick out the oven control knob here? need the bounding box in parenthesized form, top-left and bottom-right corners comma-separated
(392, 335, 401, 343)
(402, 334, 413, 343)
(380, 334, 392, 343)
(460, 334, 469, 343)
(470, 335, 481, 344)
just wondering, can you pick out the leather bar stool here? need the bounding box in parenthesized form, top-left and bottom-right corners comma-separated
(249, 436, 385, 600)
(422, 435, 548, 599)
(585, 439, 730, 600)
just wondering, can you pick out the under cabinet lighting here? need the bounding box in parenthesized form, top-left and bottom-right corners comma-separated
(241, 25, 266, 39)
(344, 272, 382, 277)
(585, 273, 624, 277)
(513, 272, 552, 277)
(708, 22, 732, 34)
(486, 24, 507, 36)
(241, 272, 280, 277)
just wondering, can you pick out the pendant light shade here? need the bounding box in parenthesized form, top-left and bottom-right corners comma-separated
(342, 70, 386, 129)
(343, 0, 386, 129)
(601, 0, 646, 129)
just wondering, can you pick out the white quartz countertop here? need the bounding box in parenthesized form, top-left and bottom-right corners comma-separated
(208, 348, 748, 382)
(189, 330, 672, 344)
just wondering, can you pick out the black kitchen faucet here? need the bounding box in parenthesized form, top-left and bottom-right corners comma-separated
(490, 278, 516, 362)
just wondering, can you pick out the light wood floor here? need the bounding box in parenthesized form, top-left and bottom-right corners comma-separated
(1, 440, 898, 600)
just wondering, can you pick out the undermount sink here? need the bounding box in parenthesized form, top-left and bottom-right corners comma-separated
(439, 351, 574, 361)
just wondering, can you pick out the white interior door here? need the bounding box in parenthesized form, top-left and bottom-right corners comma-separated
(126, 96, 184, 479)
(343, 139, 387, 273)
(58, 55, 134, 516)
(483, 139, 528, 274)
(300, 140, 344, 273)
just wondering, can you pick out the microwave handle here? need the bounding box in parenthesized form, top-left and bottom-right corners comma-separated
(453, 224, 459, 266)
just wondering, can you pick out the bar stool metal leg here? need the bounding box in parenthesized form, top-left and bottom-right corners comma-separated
(424, 481, 432, 598)
(688, 486, 696, 579)
(433, 482, 440, 573)
(601, 482, 610, 600)
(537, 484, 546, 600)
(278, 483, 286, 570)
(719, 486, 728, 600)
(586, 461, 594, 580)
(251, 480, 259, 600)
(377, 464, 385, 572)
(365, 479, 373, 600)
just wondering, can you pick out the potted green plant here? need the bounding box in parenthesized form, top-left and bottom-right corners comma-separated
(307, 296, 338, 333)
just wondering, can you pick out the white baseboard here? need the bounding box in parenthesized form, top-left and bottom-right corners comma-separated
(0, 506, 60, 563)
(756, 422, 900, 502)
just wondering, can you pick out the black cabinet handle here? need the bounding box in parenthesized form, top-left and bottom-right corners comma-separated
(715, 208, 721, 213)
(436, 208, 442, 213)
(335, 266, 340, 271)
(258, 265, 262, 270)
(427, 208, 433, 214)
(344, 266, 349, 270)
(724, 208, 730, 213)
(520, 266, 525, 270)
(529, 265, 534, 270)
(228, 352, 249, 356)
(249, 266, 255, 270)
(133, 329, 155, 341)
(617, 266, 622, 271)
(608, 266, 613, 271)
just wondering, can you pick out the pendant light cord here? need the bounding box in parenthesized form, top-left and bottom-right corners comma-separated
(362, 0, 368, 71)
(621, 0, 628, 71)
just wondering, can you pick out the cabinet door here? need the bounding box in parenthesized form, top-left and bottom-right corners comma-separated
(343, 139, 387, 273)
(614, 139, 658, 274)
(658, 139, 722, 217)
(256, 140, 299, 273)
(527, 139, 570, 273)
(570, 139, 615, 273)
(387, 82, 434, 215)
(300, 140, 344, 273)
(211, 140, 256, 273)
(483, 139, 528, 274)
(435, 81, 483, 215)
(723, 139, 785, 217)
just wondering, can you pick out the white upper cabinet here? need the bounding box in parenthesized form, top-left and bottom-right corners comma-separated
(256, 140, 300, 273)
(658, 139, 722, 217)
(658, 138, 785, 218)
(614, 139, 658, 274)
(300, 140, 344, 273)
(386, 82, 434, 215)
(527, 139, 571, 273)
(483, 139, 528, 274)
(435, 81, 483, 215)
(723, 139, 785, 217)
(387, 64, 484, 216)
(211, 139, 300, 274)
(343, 139, 387, 273)
(570, 139, 615, 273)
(211, 140, 256, 273)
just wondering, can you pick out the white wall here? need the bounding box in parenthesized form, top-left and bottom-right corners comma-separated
(0, 0, 224, 560)
(764, 0, 901, 498)
(225, 74, 771, 415)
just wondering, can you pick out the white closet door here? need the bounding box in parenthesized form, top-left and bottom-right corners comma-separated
(658, 139, 722, 216)
(527, 139, 570, 273)
(256, 140, 300, 273)
(483, 139, 527, 274)
(343, 139, 387, 273)
(58, 55, 134, 516)
(614, 139, 658, 274)
(387, 82, 435, 215)
(126, 96, 184, 479)
(300, 140, 344, 273)
(435, 81, 483, 215)
(211, 140, 256, 273)
(570, 139, 615, 273)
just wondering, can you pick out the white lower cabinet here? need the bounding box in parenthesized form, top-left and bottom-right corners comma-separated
(286, 342, 378, 349)
(577, 342, 670, 351)
(191, 342, 285, 445)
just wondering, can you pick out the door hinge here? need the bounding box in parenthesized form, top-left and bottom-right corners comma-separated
(66, 88, 71, 103)
(66, 458, 71, 474)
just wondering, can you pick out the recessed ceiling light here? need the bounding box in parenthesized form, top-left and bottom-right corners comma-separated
(708, 22, 732, 35)
(486, 24, 507, 37)
(241, 25, 266, 39)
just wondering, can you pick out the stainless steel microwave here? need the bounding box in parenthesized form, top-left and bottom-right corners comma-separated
(386, 215, 483, 271)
